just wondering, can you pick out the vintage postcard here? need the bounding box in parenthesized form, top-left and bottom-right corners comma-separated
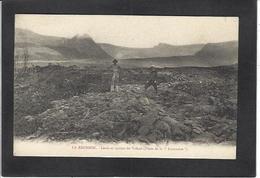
(13, 15, 238, 159)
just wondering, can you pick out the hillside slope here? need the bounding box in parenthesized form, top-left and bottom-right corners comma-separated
(15, 28, 112, 60)
(120, 41, 238, 67)
(47, 35, 112, 59)
(195, 41, 238, 66)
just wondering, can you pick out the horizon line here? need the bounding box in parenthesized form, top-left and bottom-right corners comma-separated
(15, 27, 239, 48)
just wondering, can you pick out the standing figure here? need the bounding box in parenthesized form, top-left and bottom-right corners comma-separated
(145, 65, 158, 93)
(110, 59, 121, 92)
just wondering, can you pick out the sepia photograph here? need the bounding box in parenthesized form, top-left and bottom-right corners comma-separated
(13, 15, 238, 159)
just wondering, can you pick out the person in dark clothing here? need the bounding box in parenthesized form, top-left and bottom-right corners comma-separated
(145, 65, 158, 93)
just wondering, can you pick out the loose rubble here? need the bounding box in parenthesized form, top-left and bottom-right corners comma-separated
(14, 65, 237, 144)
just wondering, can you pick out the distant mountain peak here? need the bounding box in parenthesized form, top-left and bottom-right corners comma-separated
(15, 28, 112, 60)
(73, 33, 91, 39)
(156, 43, 173, 47)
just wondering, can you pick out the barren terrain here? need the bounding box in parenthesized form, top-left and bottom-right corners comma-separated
(14, 64, 237, 144)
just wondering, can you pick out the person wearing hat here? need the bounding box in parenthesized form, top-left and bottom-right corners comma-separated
(110, 59, 121, 92)
(145, 65, 158, 93)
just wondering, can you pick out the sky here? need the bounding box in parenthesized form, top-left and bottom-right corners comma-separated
(16, 15, 238, 48)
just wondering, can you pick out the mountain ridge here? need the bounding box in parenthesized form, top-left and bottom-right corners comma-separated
(15, 28, 112, 60)
(15, 28, 238, 67)
(120, 41, 238, 67)
(99, 42, 205, 59)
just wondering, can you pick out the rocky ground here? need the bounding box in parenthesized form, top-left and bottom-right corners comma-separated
(14, 64, 237, 144)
